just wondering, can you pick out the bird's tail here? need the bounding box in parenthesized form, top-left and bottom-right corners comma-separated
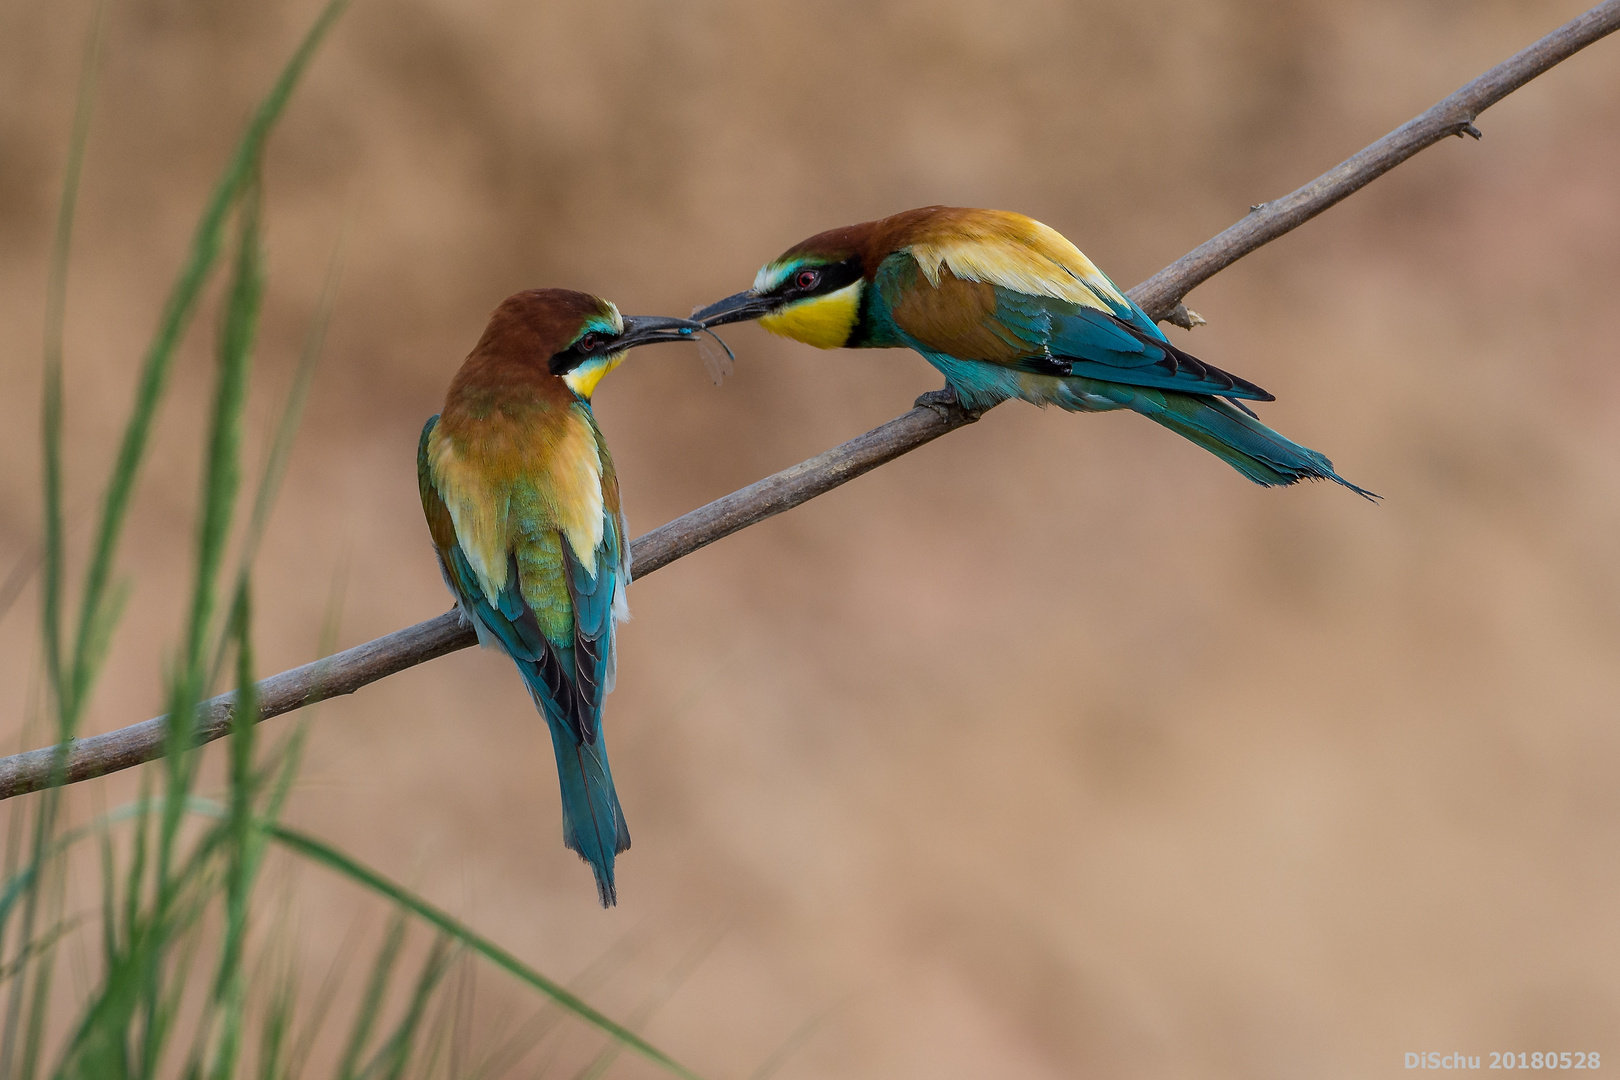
(544, 716, 631, 906)
(520, 667, 631, 907)
(1072, 382, 1377, 499)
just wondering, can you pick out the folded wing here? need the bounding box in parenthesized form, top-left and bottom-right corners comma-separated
(879, 239, 1273, 402)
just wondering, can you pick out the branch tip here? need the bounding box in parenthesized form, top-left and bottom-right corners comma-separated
(1128, 0, 1619, 318)
(1164, 304, 1208, 331)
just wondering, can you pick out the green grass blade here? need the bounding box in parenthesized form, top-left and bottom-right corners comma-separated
(15, 856, 66, 1080)
(0, 781, 31, 1031)
(244, 231, 343, 569)
(262, 824, 708, 1080)
(282, 904, 362, 1080)
(335, 910, 407, 1080)
(152, 172, 265, 866)
(5, 3, 109, 1073)
(143, 172, 266, 1078)
(207, 232, 344, 691)
(0, 915, 85, 990)
(119, 778, 151, 972)
(358, 936, 452, 1080)
(49, 797, 228, 1072)
(41, 0, 110, 720)
(96, 827, 115, 993)
(254, 953, 296, 1080)
(161, 172, 264, 791)
(13, 3, 348, 1061)
(182, 177, 264, 683)
(64, 0, 348, 726)
(572, 921, 727, 1080)
(205, 583, 261, 1080)
(427, 954, 474, 1080)
(465, 922, 653, 1080)
(73, 578, 129, 715)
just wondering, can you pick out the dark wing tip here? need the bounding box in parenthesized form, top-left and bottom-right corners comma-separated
(1115, 319, 1275, 401)
(573, 634, 604, 744)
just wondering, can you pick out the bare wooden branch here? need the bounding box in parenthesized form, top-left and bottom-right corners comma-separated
(1130, 0, 1620, 317)
(3, 0, 1616, 802)
(0, 402, 981, 799)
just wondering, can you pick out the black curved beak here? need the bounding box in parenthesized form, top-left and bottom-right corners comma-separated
(691, 290, 780, 329)
(616, 314, 704, 349)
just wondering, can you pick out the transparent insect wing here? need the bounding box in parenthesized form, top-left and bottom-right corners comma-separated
(697, 329, 736, 386)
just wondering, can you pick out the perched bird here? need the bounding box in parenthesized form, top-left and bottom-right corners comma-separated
(418, 289, 700, 905)
(694, 206, 1371, 496)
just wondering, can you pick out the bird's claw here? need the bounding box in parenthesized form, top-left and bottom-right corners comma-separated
(914, 386, 980, 422)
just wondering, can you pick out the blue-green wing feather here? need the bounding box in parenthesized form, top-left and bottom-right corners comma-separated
(989, 287, 1273, 400)
(863, 260, 1374, 497)
(562, 511, 626, 742)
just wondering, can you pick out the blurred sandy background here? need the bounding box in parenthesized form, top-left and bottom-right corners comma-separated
(3, 0, 1619, 1075)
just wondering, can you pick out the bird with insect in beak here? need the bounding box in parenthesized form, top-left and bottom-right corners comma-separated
(694, 206, 1373, 497)
(418, 289, 702, 906)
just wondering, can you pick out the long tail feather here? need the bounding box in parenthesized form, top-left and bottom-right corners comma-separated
(522, 668, 631, 906)
(1075, 382, 1378, 499)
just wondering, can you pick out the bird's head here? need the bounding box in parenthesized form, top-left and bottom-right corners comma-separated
(472, 289, 701, 400)
(691, 226, 873, 350)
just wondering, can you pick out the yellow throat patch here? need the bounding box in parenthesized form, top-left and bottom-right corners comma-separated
(563, 351, 627, 400)
(759, 281, 863, 350)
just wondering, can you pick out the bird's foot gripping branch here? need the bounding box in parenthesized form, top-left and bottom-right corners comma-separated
(913, 386, 984, 423)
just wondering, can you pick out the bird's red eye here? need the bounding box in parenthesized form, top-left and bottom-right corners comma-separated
(795, 269, 820, 290)
(579, 332, 602, 351)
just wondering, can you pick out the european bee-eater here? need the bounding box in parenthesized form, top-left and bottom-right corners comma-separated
(418, 289, 700, 906)
(694, 206, 1371, 496)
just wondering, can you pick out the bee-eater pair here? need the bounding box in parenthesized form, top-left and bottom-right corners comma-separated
(420, 206, 1371, 906)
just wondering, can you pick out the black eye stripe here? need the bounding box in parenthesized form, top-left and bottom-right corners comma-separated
(548, 328, 617, 375)
(776, 255, 863, 298)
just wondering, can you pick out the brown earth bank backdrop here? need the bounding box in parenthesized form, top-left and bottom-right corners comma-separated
(3, 0, 1619, 1075)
